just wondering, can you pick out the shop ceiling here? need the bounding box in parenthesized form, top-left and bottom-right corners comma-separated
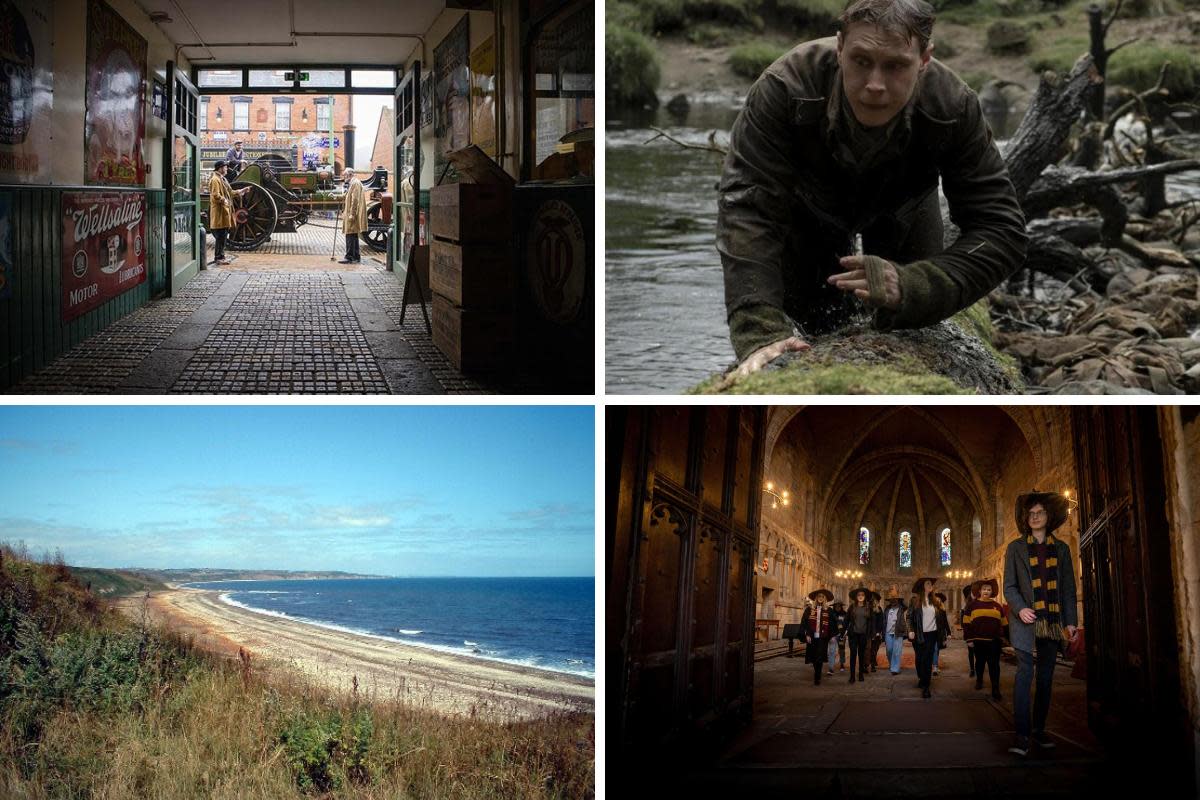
(133, 0, 454, 66)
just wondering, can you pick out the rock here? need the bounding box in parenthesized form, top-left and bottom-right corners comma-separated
(693, 308, 1023, 395)
(666, 93, 691, 118)
(1041, 380, 1155, 395)
(986, 21, 1031, 55)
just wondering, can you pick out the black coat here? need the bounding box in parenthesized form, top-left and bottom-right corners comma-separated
(800, 605, 833, 664)
(907, 601, 951, 646)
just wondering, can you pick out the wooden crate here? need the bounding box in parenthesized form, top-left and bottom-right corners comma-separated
(430, 239, 511, 309)
(432, 293, 513, 372)
(430, 183, 511, 244)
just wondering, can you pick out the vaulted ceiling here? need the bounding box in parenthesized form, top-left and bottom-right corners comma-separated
(765, 406, 1054, 574)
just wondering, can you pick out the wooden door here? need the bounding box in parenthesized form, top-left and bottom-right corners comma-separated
(608, 406, 765, 753)
(1071, 407, 1189, 773)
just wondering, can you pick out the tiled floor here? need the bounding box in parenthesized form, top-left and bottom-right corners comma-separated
(8, 266, 483, 395)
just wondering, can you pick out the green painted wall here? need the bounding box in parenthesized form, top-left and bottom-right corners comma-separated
(0, 186, 167, 390)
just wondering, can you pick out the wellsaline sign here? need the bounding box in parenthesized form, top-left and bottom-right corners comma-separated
(61, 191, 146, 321)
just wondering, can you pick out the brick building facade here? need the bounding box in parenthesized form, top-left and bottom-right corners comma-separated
(200, 94, 354, 170)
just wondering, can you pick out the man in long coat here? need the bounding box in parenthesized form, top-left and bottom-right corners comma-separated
(340, 168, 367, 264)
(1003, 491, 1078, 757)
(718, 0, 1028, 378)
(208, 160, 249, 266)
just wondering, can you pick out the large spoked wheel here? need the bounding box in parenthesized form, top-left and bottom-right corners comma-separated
(228, 183, 277, 251)
(361, 202, 389, 253)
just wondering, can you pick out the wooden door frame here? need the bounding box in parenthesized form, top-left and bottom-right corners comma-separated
(164, 62, 201, 294)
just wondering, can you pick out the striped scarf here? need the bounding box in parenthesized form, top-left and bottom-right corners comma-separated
(1027, 533, 1069, 642)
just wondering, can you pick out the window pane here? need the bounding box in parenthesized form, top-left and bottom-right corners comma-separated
(316, 104, 331, 128)
(300, 69, 345, 87)
(275, 104, 289, 131)
(234, 102, 249, 130)
(199, 102, 207, 131)
(172, 205, 195, 262)
(173, 138, 194, 203)
(858, 527, 870, 566)
(529, 2, 594, 171)
(352, 69, 394, 88)
(249, 69, 291, 87)
(940, 528, 951, 566)
(899, 531, 911, 568)
(197, 69, 241, 88)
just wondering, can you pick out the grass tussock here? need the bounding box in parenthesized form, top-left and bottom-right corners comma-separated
(0, 543, 595, 799)
(729, 41, 792, 79)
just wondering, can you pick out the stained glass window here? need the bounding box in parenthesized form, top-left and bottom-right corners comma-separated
(858, 527, 870, 565)
(940, 527, 952, 566)
(899, 530, 911, 568)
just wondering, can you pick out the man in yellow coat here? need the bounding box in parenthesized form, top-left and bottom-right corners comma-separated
(208, 160, 249, 265)
(339, 168, 367, 264)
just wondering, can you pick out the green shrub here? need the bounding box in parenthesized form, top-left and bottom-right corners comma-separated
(769, 0, 844, 32)
(644, 0, 688, 31)
(278, 708, 375, 793)
(729, 41, 790, 79)
(1108, 43, 1200, 97)
(606, 22, 662, 108)
(1030, 39, 1200, 97)
(606, 1, 651, 33)
(684, 0, 758, 27)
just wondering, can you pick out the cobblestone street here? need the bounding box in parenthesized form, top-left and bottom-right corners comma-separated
(9, 265, 487, 395)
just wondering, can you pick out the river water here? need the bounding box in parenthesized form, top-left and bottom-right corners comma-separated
(606, 105, 741, 394)
(606, 103, 1200, 395)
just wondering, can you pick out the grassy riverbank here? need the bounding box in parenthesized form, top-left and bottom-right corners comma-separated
(607, 0, 1200, 109)
(0, 545, 594, 799)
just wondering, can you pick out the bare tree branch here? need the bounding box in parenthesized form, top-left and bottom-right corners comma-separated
(643, 126, 728, 156)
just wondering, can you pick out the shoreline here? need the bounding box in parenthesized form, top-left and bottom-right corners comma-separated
(211, 588, 596, 680)
(115, 587, 594, 721)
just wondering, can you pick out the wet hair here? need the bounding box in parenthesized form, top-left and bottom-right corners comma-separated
(838, 0, 936, 53)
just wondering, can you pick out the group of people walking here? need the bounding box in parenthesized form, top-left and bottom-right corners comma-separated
(796, 491, 1079, 756)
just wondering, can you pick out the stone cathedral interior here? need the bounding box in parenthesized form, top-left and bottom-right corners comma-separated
(606, 406, 1200, 797)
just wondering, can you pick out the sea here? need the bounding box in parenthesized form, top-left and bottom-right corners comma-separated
(183, 577, 595, 679)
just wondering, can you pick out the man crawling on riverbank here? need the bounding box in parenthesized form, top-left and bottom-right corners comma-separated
(719, 0, 1029, 375)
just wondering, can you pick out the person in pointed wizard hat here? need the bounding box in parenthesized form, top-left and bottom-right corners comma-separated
(1003, 490, 1077, 757)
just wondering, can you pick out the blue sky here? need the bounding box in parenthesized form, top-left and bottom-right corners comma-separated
(0, 406, 594, 577)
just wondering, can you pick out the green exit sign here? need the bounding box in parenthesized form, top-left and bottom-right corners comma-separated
(284, 71, 310, 81)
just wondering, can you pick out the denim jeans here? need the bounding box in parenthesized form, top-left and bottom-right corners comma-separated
(1013, 638, 1059, 737)
(886, 632, 903, 672)
(933, 640, 941, 668)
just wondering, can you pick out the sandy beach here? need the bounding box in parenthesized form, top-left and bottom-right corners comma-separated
(114, 587, 593, 721)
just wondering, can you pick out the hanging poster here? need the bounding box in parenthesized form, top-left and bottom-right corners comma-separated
(0, 192, 12, 300)
(420, 73, 434, 130)
(433, 15, 469, 183)
(0, 0, 53, 184)
(61, 191, 146, 322)
(470, 36, 496, 158)
(85, 0, 147, 186)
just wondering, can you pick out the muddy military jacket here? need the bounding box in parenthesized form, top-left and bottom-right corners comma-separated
(717, 37, 1028, 360)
